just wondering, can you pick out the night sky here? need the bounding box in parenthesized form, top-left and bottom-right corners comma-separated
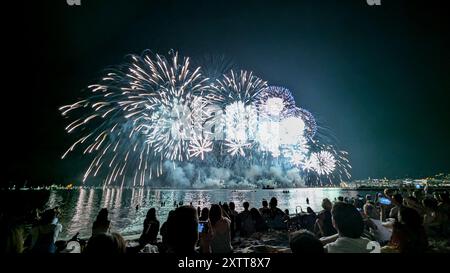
(3, 0, 449, 185)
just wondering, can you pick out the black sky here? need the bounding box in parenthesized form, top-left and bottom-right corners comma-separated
(3, 0, 450, 185)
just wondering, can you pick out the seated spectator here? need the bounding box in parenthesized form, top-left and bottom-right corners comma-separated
(423, 197, 450, 237)
(324, 202, 377, 253)
(437, 192, 450, 220)
(354, 196, 364, 209)
(290, 230, 324, 253)
(388, 193, 403, 220)
(29, 208, 41, 227)
(364, 202, 391, 243)
(159, 210, 175, 253)
(221, 203, 231, 220)
(267, 197, 287, 230)
(24, 208, 41, 250)
(30, 208, 63, 253)
(139, 208, 160, 246)
(422, 198, 439, 226)
(315, 198, 337, 237)
(229, 202, 238, 219)
(238, 202, 254, 237)
(437, 191, 450, 216)
(302, 207, 317, 232)
(209, 204, 233, 253)
(85, 232, 126, 254)
(437, 192, 450, 235)
(228, 202, 238, 238)
(306, 207, 316, 215)
(92, 208, 110, 236)
(363, 201, 380, 220)
(166, 206, 209, 254)
(0, 220, 24, 254)
(259, 200, 271, 219)
(199, 207, 209, 221)
(413, 189, 424, 202)
(383, 206, 428, 253)
(404, 196, 425, 216)
(250, 208, 268, 232)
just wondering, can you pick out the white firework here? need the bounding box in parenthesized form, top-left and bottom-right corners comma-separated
(305, 151, 336, 176)
(279, 116, 305, 145)
(209, 70, 267, 107)
(256, 111, 307, 158)
(290, 150, 306, 166)
(60, 51, 211, 186)
(256, 86, 296, 118)
(264, 97, 285, 117)
(256, 120, 280, 156)
(60, 51, 351, 187)
(224, 141, 252, 157)
(188, 136, 213, 160)
(209, 70, 266, 157)
(224, 101, 258, 144)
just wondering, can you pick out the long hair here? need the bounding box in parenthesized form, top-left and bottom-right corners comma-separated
(96, 208, 108, 222)
(209, 204, 223, 226)
(392, 207, 428, 253)
(146, 208, 157, 221)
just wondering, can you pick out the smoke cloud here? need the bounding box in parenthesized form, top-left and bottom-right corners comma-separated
(161, 161, 306, 189)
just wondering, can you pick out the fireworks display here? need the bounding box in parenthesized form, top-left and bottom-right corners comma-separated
(60, 50, 351, 188)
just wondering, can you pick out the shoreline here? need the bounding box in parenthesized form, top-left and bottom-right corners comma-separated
(3, 185, 450, 192)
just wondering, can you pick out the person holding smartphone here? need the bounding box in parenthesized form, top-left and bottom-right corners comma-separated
(166, 206, 211, 254)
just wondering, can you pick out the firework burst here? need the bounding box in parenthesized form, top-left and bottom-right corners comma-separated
(188, 136, 213, 160)
(61, 51, 351, 187)
(209, 70, 267, 158)
(305, 150, 336, 176)
(60, 51, 211, 186)
(256, 86, 296, 118)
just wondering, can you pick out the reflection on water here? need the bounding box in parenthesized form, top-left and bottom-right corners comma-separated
(44, 188, 373, 240)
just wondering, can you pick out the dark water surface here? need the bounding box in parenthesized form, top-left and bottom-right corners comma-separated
(28, 188, 374, 240)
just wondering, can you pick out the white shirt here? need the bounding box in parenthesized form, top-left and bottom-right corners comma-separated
(370, 219, 392, 242)
(324, 236, 378, 253)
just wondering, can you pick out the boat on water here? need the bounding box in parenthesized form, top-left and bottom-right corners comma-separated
(262, 185, 275, 190)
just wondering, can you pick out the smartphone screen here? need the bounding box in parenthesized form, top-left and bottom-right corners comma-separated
(379, 197, 391, 205)
(198, 222, 204, 233)
(198, 221, 208, 233)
